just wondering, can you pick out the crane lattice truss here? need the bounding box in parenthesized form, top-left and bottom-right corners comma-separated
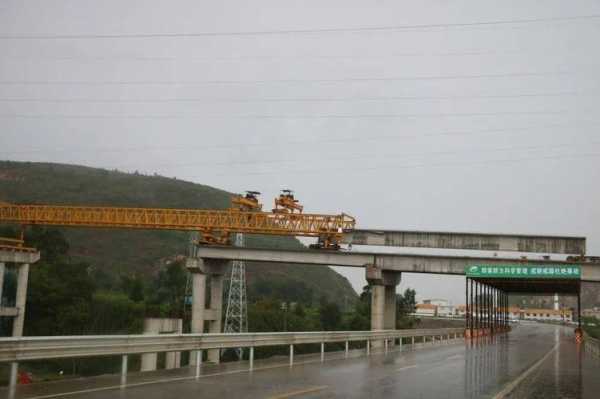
(0, 203, 355, 247)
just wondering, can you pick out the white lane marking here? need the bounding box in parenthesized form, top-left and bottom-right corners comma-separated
(492, 342, 559, 399)
(266, 385, 329, 399)
(396, 365, 418, 372)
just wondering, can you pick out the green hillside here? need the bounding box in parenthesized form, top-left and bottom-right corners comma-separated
(0, 161, 357, 307)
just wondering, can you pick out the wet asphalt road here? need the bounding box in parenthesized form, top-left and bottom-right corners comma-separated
(9, 323, 600, 399)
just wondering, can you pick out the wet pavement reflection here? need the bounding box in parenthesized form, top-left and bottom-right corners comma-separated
(5, 323, 600, 399)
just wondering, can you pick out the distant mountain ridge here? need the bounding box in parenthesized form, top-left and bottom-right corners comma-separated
(0, 161, 357, 306)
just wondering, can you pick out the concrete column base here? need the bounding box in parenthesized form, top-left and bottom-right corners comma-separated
(140, 318, 182, 371)
(367, 265, 400, 350)
(188, 259, 227, 366)
(12, 263, 30, 337)
(140, 353, 158, 372)
(165, 351, 181, 369)
(190, 272, 207, 367)
(207, 274, 224, 364)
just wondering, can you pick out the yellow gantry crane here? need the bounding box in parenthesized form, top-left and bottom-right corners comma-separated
(0, 191, 355, 249)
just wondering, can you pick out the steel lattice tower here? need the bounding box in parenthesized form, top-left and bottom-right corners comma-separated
(223, 233, 248, 359)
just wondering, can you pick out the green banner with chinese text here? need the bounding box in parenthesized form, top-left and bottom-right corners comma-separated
(465, 264, 581, 279)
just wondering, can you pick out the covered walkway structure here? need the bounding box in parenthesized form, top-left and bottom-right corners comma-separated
(465, 264, 582, 339)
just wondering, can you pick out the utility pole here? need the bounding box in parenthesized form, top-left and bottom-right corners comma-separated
(223, 233, 248, 360)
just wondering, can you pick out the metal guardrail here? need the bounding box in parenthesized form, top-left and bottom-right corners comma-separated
(0, 328, 464, 363)
(6, 318, 598, 395)
(0, 328, 464, 396)
(584, 332, 600, 357)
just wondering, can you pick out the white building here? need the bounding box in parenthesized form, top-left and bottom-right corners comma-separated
(437, 305, 455, 317)
(415, 303, 437, 317)
(521, 308, 572, 322)
(423, 299, 449, 307)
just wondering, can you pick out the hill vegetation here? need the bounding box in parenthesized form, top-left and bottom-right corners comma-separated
(0, 161, 426, 382)
(0, 161, 357, 308)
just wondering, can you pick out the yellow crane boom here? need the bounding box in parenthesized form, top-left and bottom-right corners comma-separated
(0, 202, 355, 248)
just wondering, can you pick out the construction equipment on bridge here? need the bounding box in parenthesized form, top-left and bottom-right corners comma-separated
(272, 190, 303, 214)
(0, 237, 36, 253)
(231, 191, 262, 212)
(0, 194, 355, 249)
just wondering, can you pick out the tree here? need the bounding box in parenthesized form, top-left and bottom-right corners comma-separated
(26, 260, 96, 336)
(319, 300, 342, 331)
(148, 260, 187, 318)
(395, 288, 417, 329)
(26, 227, 70, 263)
(89, 291, 145, 334)
(121, 274, 145, 302)
(397, 288, 416, 316)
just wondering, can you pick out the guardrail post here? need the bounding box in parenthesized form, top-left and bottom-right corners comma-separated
(345, 341, 349, 358)
(321, 342, 325, 362)
(289, 344, 294, 367)
(195, 350, 203, 379)
(120, 355, 128, 387)
(8, 362, 17, 399)
(366, 340, 370, 356)
(0, 262, 5, 306)
(249, 347, 254, 371)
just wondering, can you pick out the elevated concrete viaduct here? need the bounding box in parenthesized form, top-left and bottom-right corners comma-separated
(344, 230, 586, 255)
(189, 246, 600, 282)
(187, 245, 600, 350)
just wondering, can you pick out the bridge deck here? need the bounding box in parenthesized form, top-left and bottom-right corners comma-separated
(192, 246, 600, 282)
(344, 229, 586, 255)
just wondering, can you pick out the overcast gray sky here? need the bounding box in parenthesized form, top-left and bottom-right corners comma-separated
(1, 0, 599, 304)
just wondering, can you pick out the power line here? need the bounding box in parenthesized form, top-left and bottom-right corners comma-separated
(1, 14, 599, 40)
(107, 141, 600, 171)
(2, 48, 593, 62)
(11, 150, 594, 180)
(0, 71, 576, 86)
(6, 142, 598, 182)
(205, 151, 600, 178)
(2, 122, 594, 155)
(0, 110, 572, 120)
(0, 91, 596, 104)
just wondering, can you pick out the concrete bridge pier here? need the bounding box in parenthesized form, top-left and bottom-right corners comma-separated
(12, 263, 30, 337)
(366, 265, 400, 349)
(207, 273, 224, 363)
(1, 249, 40, 399)
(187, 258, 226, 365)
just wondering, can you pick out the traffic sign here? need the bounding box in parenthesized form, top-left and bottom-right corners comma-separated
(465, 264, 581, 279)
